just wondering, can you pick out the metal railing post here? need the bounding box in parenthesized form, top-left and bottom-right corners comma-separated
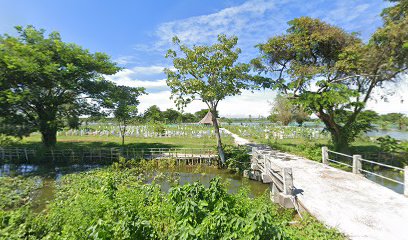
(352, 155, 362, 174)
(404, 166, 408, 197)
(322, 146, 329, 165)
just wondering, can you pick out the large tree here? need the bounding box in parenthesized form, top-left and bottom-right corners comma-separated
(103, 85, 145, 145)
(0, 26, 120, 146)
(165, 34, 251, 164)
(269, 94, 310, 126)
(252, 1, 407, 153)
(162, 108, 182, 123)
(143, 105, 162, 123)
(270, 94, 294, 126)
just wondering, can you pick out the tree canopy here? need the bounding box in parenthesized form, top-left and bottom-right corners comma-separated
(165, 34, 252, 163)
(102, 85, 145, 145)
(143, 105, 163, 123)
(0, 26, 121, 146)
(252, 2, 408, 152)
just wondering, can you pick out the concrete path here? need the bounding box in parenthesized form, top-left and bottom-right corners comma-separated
(224, 130, 408, 240)
(221, 128, 251, 145)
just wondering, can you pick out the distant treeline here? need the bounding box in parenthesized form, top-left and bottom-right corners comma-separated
(82, 106, 219, 124)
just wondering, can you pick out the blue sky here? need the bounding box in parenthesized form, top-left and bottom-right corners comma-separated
(1, 0, 406, 117)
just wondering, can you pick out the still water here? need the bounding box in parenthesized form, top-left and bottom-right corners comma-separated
(366, 129, 408, 141)
(0, 163, 269, 211)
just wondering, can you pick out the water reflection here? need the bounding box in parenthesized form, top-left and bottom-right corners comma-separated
(364, 170, 404, 194)
(0, 163, 269, 212)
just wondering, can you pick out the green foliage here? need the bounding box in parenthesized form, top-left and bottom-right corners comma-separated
(152, 123, 166, 136)
(165, 34, 253, 164)
(224, 145, 251, 172)
(332, 110, 379, 145)
(195, 109, 219, 120)
(162, 108, 183, 123)
(181, 113, 198, 123)
(376, 135, 402, 152)
(378, 113, 408, 130)
(0, 163, 344, 239)
(0, 176, 41, 209)
(102, 85, 145, 145)
(0, 134, 18, 145)
(0, 26, 120, 147)
(165, 34, 252, 110)
(269, 95, 310, 126)
(270, 95, 294, 126)
(143, 105, 163, 123)
(253, 11, 408, 152)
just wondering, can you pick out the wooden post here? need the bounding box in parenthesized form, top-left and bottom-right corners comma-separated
(404, 166, 408, 197)
(352, 155, 362, 174)
(322, 146, 329, 165)
(282, 168, 293, 195)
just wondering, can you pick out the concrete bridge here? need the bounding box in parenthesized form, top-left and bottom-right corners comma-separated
(222, 128, 408, 240)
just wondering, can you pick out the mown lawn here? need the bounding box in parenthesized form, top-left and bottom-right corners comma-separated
(8, 133, 235, 149)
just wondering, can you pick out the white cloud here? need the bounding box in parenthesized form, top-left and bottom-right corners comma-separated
(105, 66, 170, 89)
(157, 0, 275, 44)
(121, 0, 404, 116)
(112, 78, 167, 89)
(130, 66, 167, 75)
(137, 89, 275, 118)
(113, 56, 136, 65)
(155, 0, 285, 52)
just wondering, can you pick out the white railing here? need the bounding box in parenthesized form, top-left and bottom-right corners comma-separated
(322, 146, 407, 196)
(326, 149, 354, 168)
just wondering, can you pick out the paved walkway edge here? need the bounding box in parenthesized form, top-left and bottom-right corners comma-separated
(223, 129, 408, 240)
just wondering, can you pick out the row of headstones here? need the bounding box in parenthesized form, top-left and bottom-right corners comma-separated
(57, 129, 227, 138)
(237, 127, 327, 139)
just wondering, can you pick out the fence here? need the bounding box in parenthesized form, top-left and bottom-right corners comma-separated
(0, 147, 218, 164)
(251, 147, 296, 209)
(322, 146, 407, 196)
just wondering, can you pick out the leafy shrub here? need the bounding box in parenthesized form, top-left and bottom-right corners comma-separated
(223, 145, 251, 172)
(376, 135, 402, 153)
(0, 162, 344, 239)
(0, 176, 41, 209)
(153, 123, 166, 136)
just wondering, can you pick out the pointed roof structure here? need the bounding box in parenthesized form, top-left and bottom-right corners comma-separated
(198, 111, 215, 125)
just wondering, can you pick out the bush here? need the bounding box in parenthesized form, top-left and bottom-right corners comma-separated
(0, 161, 344, 239)
(376, 135, 402, 153)
(223, 145, 251, 172)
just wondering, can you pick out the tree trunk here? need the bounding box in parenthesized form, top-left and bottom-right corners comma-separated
(331, 131, 351, 154)
(316, 110, 351, 154)
(211, 109, 226, 164)
(40, 126, 57, 147)
(120, 125, 126, 146)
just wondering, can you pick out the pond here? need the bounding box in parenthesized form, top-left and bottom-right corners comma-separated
(364, 169, 404, 194)
(0, 163, 269, 212)
(366, 129, 408, 141)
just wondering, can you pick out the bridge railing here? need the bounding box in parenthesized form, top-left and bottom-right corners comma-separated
(322, 146, 407, 196)
(252, 147, 295, 208)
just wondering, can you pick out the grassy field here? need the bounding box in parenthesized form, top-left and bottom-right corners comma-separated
(7, 133, 235, 149)
(225, 126, 408, 167)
